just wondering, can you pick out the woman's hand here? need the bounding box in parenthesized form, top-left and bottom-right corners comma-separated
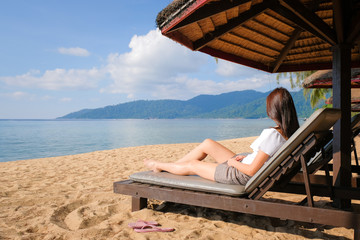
(227, 158, 239, 167)
(233, 155, 245, 161)
(228, 155, 245, 167)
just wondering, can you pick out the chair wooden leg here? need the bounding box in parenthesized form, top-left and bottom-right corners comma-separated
(352, 138, 359, 166)
(300, 155, 314, 207)
(132, 197, 147, 211)
(354, 228, 360, 240)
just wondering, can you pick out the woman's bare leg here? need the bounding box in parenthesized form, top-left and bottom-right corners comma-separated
(144, 159, 218, 181)
(143, 138, 235, 180)
(176, 138, 235, 164)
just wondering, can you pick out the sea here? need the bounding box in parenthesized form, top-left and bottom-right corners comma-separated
(0, 118, 278, 162)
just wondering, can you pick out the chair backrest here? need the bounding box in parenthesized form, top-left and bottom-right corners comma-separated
(306, 113, 360, 172)
(245, 108, 341, 193)
(351, 113, 360, 135)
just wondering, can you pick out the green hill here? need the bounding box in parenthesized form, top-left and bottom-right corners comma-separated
(59, 90, 318, 119)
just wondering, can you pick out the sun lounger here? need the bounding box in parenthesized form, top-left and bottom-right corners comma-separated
(114, 108, 360, 239)
(124, 108, 339, 197)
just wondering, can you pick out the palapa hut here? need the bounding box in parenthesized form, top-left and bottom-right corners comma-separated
(155, 0, 360, 209)
(156, 0, 360, 73)
(303, 68, 360, 110)
(303, 68, 360, 88)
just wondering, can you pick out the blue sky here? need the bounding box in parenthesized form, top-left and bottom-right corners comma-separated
(0, 1, 293, 119)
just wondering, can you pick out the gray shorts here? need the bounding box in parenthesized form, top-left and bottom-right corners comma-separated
(214, 161, 251, 185)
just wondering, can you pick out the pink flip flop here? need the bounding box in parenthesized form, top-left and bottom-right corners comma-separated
(134, 225, 175, 233)
(128, 219, 159, 229)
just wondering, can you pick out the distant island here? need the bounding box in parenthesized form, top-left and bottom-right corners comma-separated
(58, 90, 320, 119)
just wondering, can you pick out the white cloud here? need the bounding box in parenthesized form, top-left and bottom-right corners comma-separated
(103, 29, 208, 98)
(0, 68, 104, 90)
(58, 47, 90, 57)
(0, 29, 281, 101)
(101, 29, 276, 99)
(157, 75, 270, 99)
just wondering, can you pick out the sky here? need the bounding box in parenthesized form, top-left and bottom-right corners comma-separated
(0, 0, 294, 119)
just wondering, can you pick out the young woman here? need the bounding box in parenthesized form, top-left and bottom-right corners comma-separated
(144, 87, 299, 185)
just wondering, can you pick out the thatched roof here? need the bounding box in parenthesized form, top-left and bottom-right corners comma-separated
(156, 0, 360, 73)
(156, 0, 195, 29)
(351, 103, 360, 112)
(303, 68, 360, 88)
(325, 89, 360, 104)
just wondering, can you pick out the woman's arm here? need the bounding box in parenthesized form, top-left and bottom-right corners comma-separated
(227, 150, 269, 176)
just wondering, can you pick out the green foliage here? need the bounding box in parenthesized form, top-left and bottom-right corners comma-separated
(59, 90, 317, 119)
(276, 71, 331, 108)
(303, 88, 331, 108)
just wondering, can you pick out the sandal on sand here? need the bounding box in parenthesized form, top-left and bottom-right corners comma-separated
(128, 220, 159, 229)
(134, 225, 175, 233)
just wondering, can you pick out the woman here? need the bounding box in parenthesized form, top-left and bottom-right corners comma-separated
(144, 87, 299, 185)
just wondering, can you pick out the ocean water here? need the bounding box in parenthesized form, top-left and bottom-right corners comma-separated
(0, 118, 276, 162)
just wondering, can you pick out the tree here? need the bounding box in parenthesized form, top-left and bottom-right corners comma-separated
(276, 71, 331, 108)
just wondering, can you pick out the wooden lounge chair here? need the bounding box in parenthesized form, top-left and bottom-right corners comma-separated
(114, 108, 360, 239)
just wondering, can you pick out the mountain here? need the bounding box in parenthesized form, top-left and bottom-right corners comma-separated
(59, 90, 319, 119)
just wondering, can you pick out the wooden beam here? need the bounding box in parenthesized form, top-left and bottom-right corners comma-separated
(272, 183, 360, 200)
(200, 46, 273, 72)
(166, 0, 250, 33)
(332, 43, 352, 209)
(193, 0, 278, 51)
(278, 55, 332, 67)
(114, 180, 360, 232)
(271, 5, 335, 46)
(276, 62, 332, 72)
(276, 61, 360, 73)
(165, 31, 194, 50)
(333, 0, 354, 44)
(332, 0, 345, 43)
(286, 50, 332, 60)
(346, 13, 360, 44)
(280, 0, 337, 45)
(291, 174, 330, 185)
(272, 28, 302, 72)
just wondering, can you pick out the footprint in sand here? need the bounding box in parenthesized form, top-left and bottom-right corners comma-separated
(50, 199, 121, 230)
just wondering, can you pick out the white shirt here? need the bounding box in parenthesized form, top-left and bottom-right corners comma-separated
(241, 128, 286, 165)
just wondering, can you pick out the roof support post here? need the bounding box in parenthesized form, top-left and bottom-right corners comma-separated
(332, 43, 352, 209)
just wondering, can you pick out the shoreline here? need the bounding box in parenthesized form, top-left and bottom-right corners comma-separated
(0, 137, 356, 239)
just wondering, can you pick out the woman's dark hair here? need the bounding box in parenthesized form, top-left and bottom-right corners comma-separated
(266, 87, 299, 139)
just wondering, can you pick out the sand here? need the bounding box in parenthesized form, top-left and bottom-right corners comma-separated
(0, 136, 357, 240)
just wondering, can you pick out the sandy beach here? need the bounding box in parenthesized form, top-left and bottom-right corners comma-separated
(0, 136, 357, 240)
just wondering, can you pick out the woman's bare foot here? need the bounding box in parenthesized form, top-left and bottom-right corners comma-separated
(144, 159, 161, 173)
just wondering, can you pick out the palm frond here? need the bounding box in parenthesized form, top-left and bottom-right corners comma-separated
(276, 70, 328, 108)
